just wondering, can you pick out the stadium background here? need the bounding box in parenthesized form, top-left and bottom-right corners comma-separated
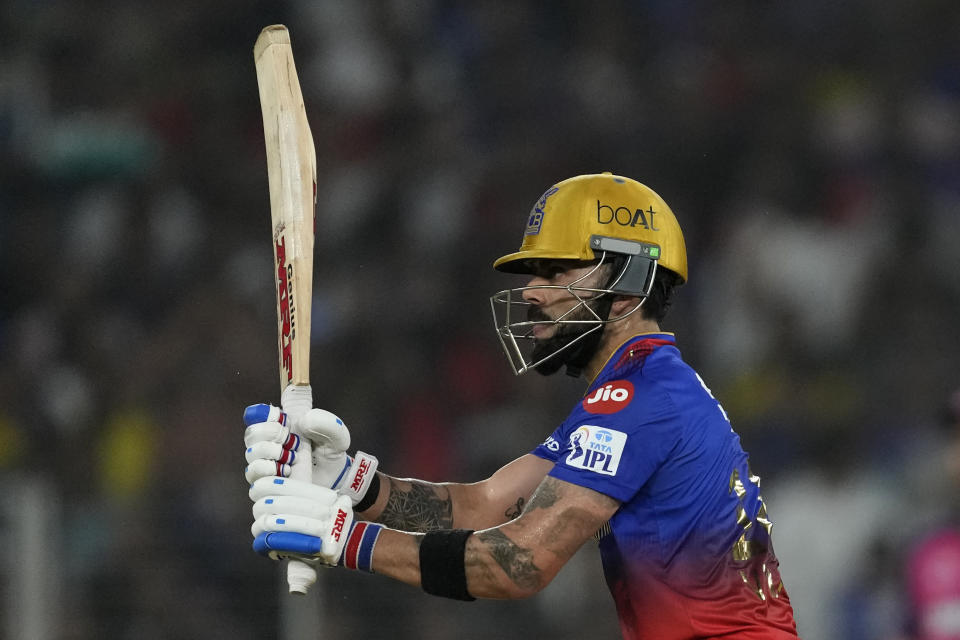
(2, 1, 959, 638)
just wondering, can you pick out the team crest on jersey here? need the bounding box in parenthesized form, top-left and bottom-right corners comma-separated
(582, 380, 634, 414)
(565, 425, 627, 476)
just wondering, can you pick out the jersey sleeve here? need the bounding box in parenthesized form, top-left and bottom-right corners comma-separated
(530, 426, 566, 463)
(547, 381, 681, 503)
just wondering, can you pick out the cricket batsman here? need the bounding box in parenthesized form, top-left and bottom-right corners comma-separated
(243, 173, 800, 638)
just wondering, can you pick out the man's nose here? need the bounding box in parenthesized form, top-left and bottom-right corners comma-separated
(521, 276, 549, 304)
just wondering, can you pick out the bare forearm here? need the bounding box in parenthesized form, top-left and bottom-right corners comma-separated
(368, 476, 608, 600)
(356, 455, 552, 533)
(369, 523, 548, 600)
(466, 478, 581, 598)
(358, 473, 519, 532)
(465, 527, 547, 598)
(357, 474, 454, 531)
(368, 528, 424, 586)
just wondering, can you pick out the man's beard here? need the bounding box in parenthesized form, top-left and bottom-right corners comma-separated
(527, 301, 605, 376)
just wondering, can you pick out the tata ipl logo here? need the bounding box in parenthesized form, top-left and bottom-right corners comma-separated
(565, 425, 627, 476)
(525, 186, 559, 235)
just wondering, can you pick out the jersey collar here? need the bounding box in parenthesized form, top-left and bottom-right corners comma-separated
(588, 333, 676, 387)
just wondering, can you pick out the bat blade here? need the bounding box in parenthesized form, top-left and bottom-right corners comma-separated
(255, 24, 316, 390)
(254, 23, 318, 596)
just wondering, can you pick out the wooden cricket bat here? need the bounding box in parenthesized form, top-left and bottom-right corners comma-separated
(254, 24, 318, 595)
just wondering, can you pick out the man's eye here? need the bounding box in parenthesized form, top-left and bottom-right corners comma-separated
(543, 265, 566, 278)
(525, 260, 571, 279)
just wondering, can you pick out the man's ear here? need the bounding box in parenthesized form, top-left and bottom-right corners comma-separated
(610, 295, 642, 317)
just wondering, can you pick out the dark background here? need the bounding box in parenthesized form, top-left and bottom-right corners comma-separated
(2, 2, 959, 638)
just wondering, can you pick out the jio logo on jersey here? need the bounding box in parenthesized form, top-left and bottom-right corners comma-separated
(565, 426, 627, 476)
(582, 379, 634, 414)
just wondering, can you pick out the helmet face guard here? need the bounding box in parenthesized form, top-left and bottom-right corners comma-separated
(490, 238, 658, 375)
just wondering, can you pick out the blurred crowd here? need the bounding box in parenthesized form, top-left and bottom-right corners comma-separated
(1, 1, 959, 639)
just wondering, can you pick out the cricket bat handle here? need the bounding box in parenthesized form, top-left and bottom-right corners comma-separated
(280, 384, 317, 594)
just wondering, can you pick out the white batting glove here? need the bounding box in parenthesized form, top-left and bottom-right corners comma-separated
(243, 404, 379, 506)
(250, 476, 354, 566)
(300, 408, 379, 505)
(243, 404, 301, 481)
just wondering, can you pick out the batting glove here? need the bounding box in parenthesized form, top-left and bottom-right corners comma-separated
(243, 404, 379, 506)
(250, 476, 383, 571)
(250, 476, 354, 565)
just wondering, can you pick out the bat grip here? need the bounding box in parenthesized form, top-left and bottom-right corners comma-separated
(280, 384, 317, 595)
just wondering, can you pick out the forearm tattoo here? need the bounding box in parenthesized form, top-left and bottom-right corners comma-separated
(523, 477, 595, 558)
(378, 477, 454, 532)
(524, 478, 560, 513)
(504, 497, 525, 520)
(475, 529, 541, 592)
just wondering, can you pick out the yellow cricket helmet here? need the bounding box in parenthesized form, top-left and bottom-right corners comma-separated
(493, 172, 688, 284)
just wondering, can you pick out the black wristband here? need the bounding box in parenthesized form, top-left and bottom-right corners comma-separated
(354, 472, 381, 513)
(419, 529, 476, 601)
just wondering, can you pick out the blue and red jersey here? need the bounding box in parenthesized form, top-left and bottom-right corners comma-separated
(531, 334, 798, 639)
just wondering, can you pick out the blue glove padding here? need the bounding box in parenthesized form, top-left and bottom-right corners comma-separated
(243, 403, 274, 427)
(254, 523, 384, 574)
(253, 531, 324, 558)
(250, 476, 355, 565)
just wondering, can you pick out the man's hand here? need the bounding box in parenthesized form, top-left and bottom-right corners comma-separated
(243, 404, 303, 481)
(243, 404, 379, 505)
(250, 476, 355, 566)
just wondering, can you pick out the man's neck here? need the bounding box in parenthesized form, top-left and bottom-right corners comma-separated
(584, 316, 662, 382)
